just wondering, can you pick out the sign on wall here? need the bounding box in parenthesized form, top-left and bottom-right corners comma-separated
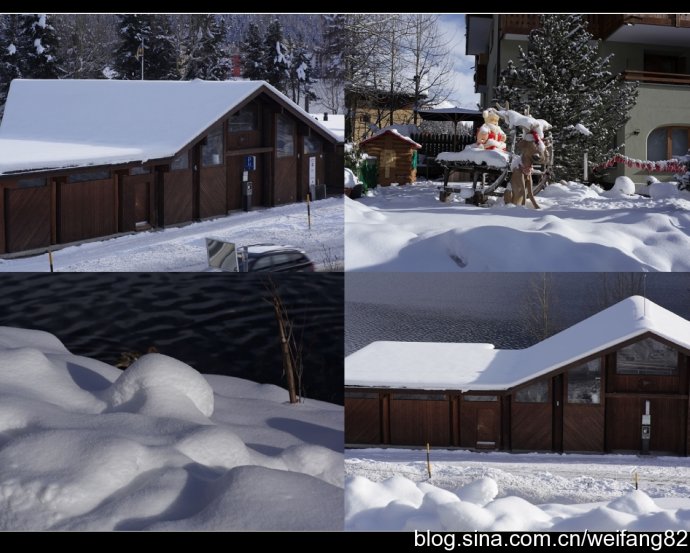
(309, 156, 316, 186)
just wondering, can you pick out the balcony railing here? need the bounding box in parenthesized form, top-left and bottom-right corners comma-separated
(623, 70, 690, 86)
(499, 14, 690, 39)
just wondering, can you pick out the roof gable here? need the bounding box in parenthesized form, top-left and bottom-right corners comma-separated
(0, 79, 340, 176)
(345, 296, 690, 391)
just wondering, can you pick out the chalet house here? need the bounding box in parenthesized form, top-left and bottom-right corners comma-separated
(466, 14, 690, 181)
(345, 296, 690, 456)
(0, 79, 343, 255)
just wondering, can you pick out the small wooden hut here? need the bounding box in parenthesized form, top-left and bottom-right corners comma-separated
(359, 129, 421, 186)
(345, 296, 690, 456)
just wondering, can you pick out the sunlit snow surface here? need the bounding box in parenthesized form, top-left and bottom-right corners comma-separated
(345, 181, 690, 272)
(345, 449, 690, 531)
(0, 327, 343, 530)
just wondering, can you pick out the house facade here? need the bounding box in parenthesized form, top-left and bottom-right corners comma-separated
(0, 79, 343, 255)
(466, 14, 690, 181)
(345, 296, 690, 456)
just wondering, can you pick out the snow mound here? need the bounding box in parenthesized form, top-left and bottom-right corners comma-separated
(612, 176, 635, 195)
(105, 353, 214, 419)
(0, 326, 68, 353)
(0, 327, 343, 530)
(345, 475, 690, 531)
(649, 181, 679, 200)
(608, 489, 662, 516)
(149, 465, 344, 531)
(175, 426, 258, 469)
(456, 476, 498, 506)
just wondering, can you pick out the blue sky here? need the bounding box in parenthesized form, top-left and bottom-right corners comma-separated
(437, 14, 480, 108)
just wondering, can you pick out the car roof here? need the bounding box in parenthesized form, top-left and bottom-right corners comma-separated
(245, 244, 306, 255)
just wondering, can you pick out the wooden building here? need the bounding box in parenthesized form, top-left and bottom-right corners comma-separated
(359, 129, 421, 186)
(345, 296, 690, 456)
(0, 79, 343, 255)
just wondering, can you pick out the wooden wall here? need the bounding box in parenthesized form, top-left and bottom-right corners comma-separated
(4, 186, 51, 252)
(120, 173, 154, 232)
(459, 398, 501, 449)
(163, 170, 193, 225)
(389, 394, 450, 446)
(564, 404, 605, 452)
(361, 134, 418, 186)
(345, 396, 381, 444)
(59, 178, 117, 244)
(199, 166, 227, 219)
(511, 402, 552, 451)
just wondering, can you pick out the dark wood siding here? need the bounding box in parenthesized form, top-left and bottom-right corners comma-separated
(345, 397, 381, 444)
(564, 404, 605, 452)
(163, 170, 193, 225)
(199, 166, 227, 219)
(606, 396, 686, 454)
(511, 401, 552, 451)
(121, 173, 153, 232)
(275, 155, 297, 205)
(460, 398, 501, 449)
(59, 178, 117, 244)
(4, 186, 51, 252)
(228, 130, 261, 150)
(389, 395, 450, 446)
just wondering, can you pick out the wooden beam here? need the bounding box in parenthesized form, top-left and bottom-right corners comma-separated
(0, 184, 5, 254)
(226, 147, 274, 157)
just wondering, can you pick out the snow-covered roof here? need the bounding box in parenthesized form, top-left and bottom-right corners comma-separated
(359, 128, 421, 149)
(0, 79, 341, 176)
(311, 113, 344, 142)
(345, 296, 690, 391)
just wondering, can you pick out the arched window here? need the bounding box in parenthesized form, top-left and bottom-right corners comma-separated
(647, 126, 690, 161)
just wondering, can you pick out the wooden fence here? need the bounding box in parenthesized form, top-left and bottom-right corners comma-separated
(409, 133, 474, 157)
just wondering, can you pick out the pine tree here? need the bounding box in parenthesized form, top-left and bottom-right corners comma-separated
(494, 14, 638, 181)
(184, 15, 231, 81)
(286, 38, 317, 110)
(20, 14, 61, 79)
(114, 14, 178, 80)
(0, 15, 25, 115)
(320, 14, 346, 81)
(263, 19, 289, 90)
(240, 23, 265, 81)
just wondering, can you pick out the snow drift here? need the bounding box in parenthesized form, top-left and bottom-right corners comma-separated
(0, 327, 343, 530)
(345, 474, 690, 531)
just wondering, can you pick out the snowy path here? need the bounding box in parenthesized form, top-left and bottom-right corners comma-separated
(0, 198, 343, 272)
(345, 182, 690, 272)
(346, 448, 690, 505)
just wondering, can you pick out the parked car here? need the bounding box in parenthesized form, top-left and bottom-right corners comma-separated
(206, 238, 315, 272)
(242, 244, 315, 272)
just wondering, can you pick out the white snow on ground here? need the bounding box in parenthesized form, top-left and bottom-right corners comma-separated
(345, 180, 690, 272)
(0, 198, 343, 272)
(345, 449, 690, 531)
(0, 327, 343, 530)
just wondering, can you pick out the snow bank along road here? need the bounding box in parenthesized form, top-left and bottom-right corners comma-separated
(0, 327, 343, 530)
(346, 448, 690, 531)
(345, 181, 690, 272)
(0, 198, 343, 272)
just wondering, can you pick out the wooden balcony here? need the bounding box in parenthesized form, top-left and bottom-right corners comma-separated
(623, 70, 690, 86)
(500, 14, 690, 40)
